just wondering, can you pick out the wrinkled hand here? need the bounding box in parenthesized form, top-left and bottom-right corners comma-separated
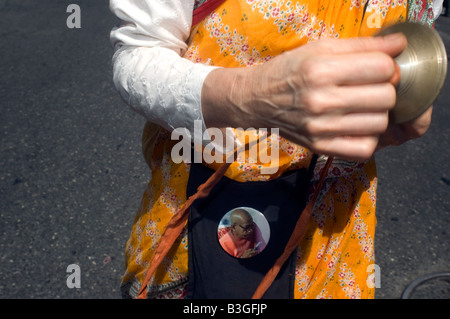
(202, 33, 409, 161)
(377, 106, 433, 150)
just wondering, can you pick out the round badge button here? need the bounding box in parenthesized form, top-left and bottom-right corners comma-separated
(217, 207, 270, 259)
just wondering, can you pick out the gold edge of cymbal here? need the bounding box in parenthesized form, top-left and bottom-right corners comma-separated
(379, 22, 448, 124)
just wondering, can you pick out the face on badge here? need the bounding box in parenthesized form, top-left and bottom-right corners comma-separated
(218, 207, 270, 259)
(231, 210, 256, 239)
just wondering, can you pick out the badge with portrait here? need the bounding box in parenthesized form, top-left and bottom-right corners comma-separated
(186, 160, 314, 299)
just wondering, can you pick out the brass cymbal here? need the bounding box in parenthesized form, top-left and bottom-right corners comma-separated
(377, 22, 448, 124)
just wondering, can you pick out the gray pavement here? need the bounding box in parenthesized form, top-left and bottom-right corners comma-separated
(374, 14, 450, 299)
(0, 0, 449, 299)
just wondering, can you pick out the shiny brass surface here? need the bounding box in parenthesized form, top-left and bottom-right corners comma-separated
(377, 22, 447, 124)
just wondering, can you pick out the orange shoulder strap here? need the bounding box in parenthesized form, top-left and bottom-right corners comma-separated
(252, 156, 333, 299)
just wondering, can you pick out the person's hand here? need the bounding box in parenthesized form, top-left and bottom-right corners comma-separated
(202, 33, 408, 161)
(377, 106, 433, 150)
(241, 248, 258, 258)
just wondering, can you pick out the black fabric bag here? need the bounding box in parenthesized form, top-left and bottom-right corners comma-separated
(187, 160, 314, 299)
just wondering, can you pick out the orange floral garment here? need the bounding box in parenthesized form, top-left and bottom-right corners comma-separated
(120, 0, 432, 299)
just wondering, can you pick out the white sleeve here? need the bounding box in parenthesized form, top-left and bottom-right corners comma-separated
(433, 0, 444, 19)
(109, 0, 217, 136)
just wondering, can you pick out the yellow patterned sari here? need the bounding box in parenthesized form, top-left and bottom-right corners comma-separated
(120, 0, 434, 299)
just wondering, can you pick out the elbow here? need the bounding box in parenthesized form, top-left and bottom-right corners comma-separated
(111, 46, 136, 107)
(110, 46, 158, 121)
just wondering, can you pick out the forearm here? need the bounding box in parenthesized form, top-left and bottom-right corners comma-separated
(201, 67, 253, 130)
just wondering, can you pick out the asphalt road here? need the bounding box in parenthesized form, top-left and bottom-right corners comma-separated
(0, 0, 449, 299)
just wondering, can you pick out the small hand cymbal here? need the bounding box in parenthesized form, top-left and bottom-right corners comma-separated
(377, 22, 447, 124)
